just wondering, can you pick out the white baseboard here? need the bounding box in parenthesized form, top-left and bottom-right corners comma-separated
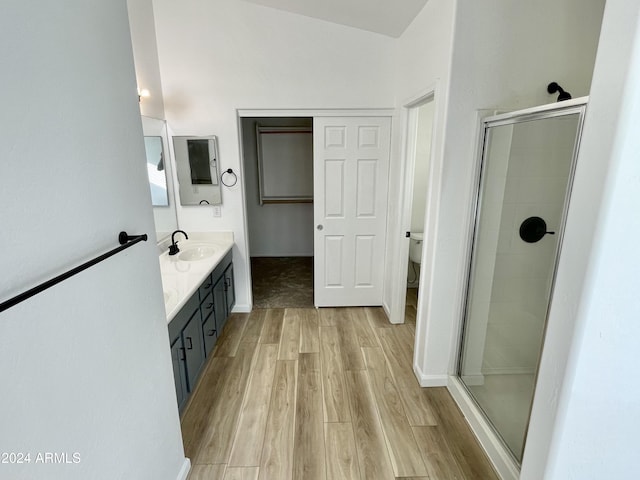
(447, 376, 520, 480)
(413, 362, 448, 386)
(382, 300, 401, 325)
(232, 303, 252, 313)
(176, 458, 191, 480)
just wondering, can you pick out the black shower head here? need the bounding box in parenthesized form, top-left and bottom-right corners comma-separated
(547, 82, 572, 102)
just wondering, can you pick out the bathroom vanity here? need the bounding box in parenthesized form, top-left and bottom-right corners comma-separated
(159, 233, 235, 411)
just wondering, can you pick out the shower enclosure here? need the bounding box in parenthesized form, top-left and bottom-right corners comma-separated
(457, 99, 587, 466)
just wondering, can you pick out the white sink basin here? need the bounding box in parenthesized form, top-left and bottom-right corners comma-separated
(178, 244, 218, 261)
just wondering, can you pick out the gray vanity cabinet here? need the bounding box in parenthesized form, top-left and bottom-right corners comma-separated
(170, 339, 188, 411)
(168, 251, 234, 412)
(202, 309, 217, 356)
(182, 312, 205, 391)
(224, 264, 235, 316)
(213, 276, 227, 334)
(205, 250, 234, 337)
(200, 290, 217, 356)
(168, 293, 202, 403)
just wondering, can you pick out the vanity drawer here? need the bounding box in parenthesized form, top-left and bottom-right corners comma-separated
(198, 273, 214, 303)
(200, 290, 214, 322)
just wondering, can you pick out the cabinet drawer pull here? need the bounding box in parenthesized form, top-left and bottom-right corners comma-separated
(204, 282, 212, 289)
(207, 329, 216, 337)
(186, 337, 193, 350)
(179, 347, 186, 361)
(206, 302, 214, 310)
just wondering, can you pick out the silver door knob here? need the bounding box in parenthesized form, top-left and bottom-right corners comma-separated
(317, 224, 324, 231)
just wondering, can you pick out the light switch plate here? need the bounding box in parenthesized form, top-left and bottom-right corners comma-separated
(212, 205, 221, 217)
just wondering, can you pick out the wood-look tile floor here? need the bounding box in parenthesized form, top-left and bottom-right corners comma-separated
(183, 306, 499, 480)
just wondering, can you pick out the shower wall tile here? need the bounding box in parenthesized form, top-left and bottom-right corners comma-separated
(483, 115, 579, 373)
(489, 276, 550, 305)
(493, 253, 555, 280)
(516, 176, 571, 205)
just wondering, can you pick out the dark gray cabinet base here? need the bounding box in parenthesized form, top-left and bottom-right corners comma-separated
(168, 251, 235, 412)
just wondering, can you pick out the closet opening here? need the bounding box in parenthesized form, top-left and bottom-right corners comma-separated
(240, 117, 314, 309)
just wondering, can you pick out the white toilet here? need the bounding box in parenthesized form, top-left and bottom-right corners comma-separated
(409, 232, 423, 264)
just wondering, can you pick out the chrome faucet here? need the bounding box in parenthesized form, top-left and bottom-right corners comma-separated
(169, 230, 188, 255)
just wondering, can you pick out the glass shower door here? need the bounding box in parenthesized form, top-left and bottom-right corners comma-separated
(458, 105, 585, 463)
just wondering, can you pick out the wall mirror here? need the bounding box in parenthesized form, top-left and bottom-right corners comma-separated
(144, 136, 168, 206)
(173, 135, 222, 205)
(141, 115, 178, 243)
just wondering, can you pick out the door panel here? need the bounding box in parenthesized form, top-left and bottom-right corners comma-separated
(356, 159, 378, 216)
(183, 312, 205, 392)
(324, 160, 345, 217)
(354, 235, 375, 286)
(324, 235, 344, 287)
(314, 117, 391, 306)
(171, 339, 187, 410)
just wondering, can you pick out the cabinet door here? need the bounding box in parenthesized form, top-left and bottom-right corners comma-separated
(213, 275, 227, 334)
(224, 264, 235, 315)
(183, 311, 205, 392)
(170, 339, 188, 410)
(202, 311, 217, 357)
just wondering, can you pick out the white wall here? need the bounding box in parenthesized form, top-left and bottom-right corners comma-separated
(242, 117, 314, 257)
(406, 99, 435, 289)
(410, 100, 434, 233)
(385, 0, 457, 326)
(128, 0, 178, 244)
(523, 1, 640, 477)
(127, 0, 166, 119)
(0, 2, 186, 479)
(152, 0, 396, 310)
(417, 0, 605, 383)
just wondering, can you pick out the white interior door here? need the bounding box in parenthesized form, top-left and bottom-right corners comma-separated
(314, 116, 391, 307)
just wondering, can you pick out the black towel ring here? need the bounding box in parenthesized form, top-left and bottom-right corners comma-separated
(221, 168, 238, 187)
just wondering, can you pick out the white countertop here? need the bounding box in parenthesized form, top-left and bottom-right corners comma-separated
(158, 232, 234, 323)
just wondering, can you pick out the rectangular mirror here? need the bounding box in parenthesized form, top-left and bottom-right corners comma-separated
(142, 116, 178, 243)
(173, 135, 222, 205)
(144, 136, 169, 206)
(187, 139, 214, 185)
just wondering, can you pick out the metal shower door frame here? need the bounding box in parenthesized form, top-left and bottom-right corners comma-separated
(455, 96, 589, 465)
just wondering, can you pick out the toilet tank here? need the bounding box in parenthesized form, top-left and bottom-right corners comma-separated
(409, 232, 423, 264)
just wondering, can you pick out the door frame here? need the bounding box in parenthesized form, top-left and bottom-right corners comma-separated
(389, 91, 436, 325)
(236, 108, 395, 310)
(388, 84, 443, 326)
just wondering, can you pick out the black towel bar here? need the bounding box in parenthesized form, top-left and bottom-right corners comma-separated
(0, 231, 147, 314)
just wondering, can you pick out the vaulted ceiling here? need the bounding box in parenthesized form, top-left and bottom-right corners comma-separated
(241, 0, 428, 37)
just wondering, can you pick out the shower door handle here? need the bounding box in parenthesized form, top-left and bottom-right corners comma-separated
(519, 216, 555, 243)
